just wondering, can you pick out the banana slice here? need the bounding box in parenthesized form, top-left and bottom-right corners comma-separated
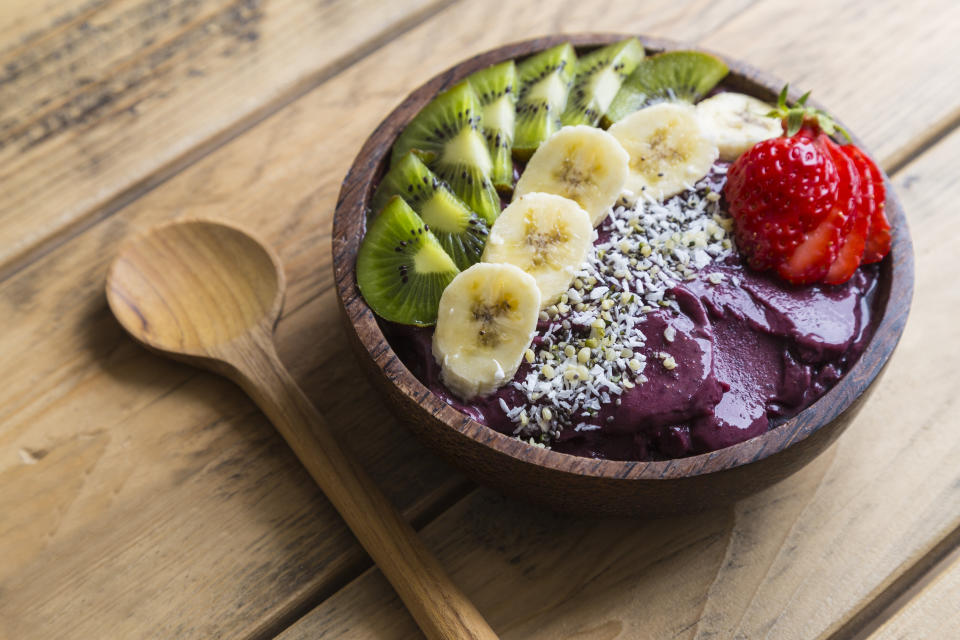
(513, 125, 629, 227)
(696, 92, 781, 161)
(608, 102, 718, 201)
(482, 192, 593, 305)
(433, 262, 541, 400)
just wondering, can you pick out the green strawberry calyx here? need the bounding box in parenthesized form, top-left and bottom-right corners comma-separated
(767, 84, 850, 141)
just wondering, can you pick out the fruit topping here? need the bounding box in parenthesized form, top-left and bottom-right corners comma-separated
(725, 87, 889, 285)
(821, 137, 866, 284)
(602, 50, 728, 126)
(843, 143, 891, 263)
(466, 60, 518, 193)
(432, 262, 541, 400)
(779, 135, 857, 284)
(371, 152, 489, 270)
(608, 102, 718, 201)
(695, 92, 781, 161)
(513, 125, 629, 226)
(513, 43, 577, 159)
(357, 196, 459, 326)
(725, 130, 840, 281)
(392, 81, 501, 225)
(482, 192, 593, 306)
(561, 38, 645, 127)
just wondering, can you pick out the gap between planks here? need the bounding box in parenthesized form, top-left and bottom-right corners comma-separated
(0, 0, 461, 285)
(843, 523, 960, 640)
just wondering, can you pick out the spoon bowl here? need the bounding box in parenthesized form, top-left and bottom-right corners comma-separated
(107, 220, 284, 360)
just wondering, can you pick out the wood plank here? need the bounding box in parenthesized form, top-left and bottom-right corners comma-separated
(0, 0, 447, 275)
(869, 552, 960, 640)
(0, 1, 767, 638)
(274, 123, 960, 639)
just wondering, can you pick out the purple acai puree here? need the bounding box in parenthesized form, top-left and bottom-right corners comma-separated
(383, 165, 880, 461)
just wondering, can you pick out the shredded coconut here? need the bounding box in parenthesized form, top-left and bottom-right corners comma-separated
(510, 171, 733, 445)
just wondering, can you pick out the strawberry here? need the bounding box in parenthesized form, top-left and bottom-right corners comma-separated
(782, 135, 857, 284)
(842, 144, 891, 263)
(725, 86, 890, 285)
(824, 140, 869, 284)
(724, 132, 839, 275)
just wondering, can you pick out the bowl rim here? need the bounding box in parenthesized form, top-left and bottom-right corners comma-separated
(332, 33, 914, 482)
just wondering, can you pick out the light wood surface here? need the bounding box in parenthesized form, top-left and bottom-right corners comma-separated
(1, 0, 958, 638)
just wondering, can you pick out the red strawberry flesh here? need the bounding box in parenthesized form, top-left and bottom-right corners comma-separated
(821, 139, 867, 285)
(725, 134, 839, 273)
(843, 144, 891, 263)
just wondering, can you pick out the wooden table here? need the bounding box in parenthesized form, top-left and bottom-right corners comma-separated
(2, 1, 958, 638)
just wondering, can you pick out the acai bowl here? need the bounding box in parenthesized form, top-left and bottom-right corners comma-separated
(332, 34, 913, 516)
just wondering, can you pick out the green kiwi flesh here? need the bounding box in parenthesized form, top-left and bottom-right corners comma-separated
(371, 152, 489, 270)
(512, 42, 577, 159)
(561, 38, 645, 127)
(357, 196, 459, 326)
(391, 81, 501, 225)
(602, 51, 729, 126)
(467, 60, 518, 193)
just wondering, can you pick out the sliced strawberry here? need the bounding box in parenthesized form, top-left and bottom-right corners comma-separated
(843, 144, 891, 263)
(822, 138, 866, 284)
(824, 203, 868, 284)
(725, 134, 839, 272)
(778, 201, 845, 284)
(777, 135, 857, 285)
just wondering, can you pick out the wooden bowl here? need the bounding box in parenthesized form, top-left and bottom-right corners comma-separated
(332, 34, 914, 517)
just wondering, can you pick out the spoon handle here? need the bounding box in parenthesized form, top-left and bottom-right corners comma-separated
(220, 329, 498, 640)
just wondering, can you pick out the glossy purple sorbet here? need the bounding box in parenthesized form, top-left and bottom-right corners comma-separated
(382, 168, 881, 461)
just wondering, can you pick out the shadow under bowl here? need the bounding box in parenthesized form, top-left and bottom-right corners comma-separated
(332, 34, 914, 517)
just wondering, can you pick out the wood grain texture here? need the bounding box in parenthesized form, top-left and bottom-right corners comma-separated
(333, 33, 913, 517)
(0, 0, 447, 276)
(1, 0, 959, 638)
(278, 126, 960, 639)
(869, 553, 960, 640)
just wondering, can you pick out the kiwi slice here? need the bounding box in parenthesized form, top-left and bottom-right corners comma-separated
(391, 81, 501, 225)
(513, 42, 577, 159)
(601, 51, 729, 126)
(357, 196, 459, 326)
(371, 152, 489, 270)
(561, 38, 645, 127)
(467, 60, 518, 193)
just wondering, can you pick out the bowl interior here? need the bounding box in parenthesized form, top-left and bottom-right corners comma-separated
(332, 34, 914, 483)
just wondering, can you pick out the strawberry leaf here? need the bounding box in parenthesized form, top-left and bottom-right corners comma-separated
(786, 110, 804, 136)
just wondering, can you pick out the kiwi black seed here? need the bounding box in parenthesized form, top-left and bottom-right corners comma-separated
(391, 81, 501, 226)
(602, 50, 729, 126)
(466, 60, 518, 193)
(512, 42, 577, 160)
(371, 151, 489, 270)
(561, 38, 645, 127)
(357, 196, 459, 326)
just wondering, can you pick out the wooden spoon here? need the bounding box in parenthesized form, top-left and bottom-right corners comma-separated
(106, 219, 497, 640)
